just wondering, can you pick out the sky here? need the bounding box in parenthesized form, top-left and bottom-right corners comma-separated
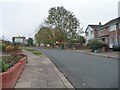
(0, 0, 120, 41)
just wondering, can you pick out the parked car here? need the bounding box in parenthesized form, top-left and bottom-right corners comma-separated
(112, 43, 120, 51)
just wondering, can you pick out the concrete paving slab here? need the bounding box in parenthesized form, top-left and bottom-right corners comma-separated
(15, 49, 74, 88)
(16, 82, 32, 88)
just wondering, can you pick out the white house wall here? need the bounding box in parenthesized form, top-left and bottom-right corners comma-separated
(86, 26, 94, 44)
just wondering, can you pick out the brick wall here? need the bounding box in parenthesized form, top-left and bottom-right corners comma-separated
(0, 55, 27, 88)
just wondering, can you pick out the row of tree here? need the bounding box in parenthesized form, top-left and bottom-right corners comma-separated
(35, 6, 85, 48)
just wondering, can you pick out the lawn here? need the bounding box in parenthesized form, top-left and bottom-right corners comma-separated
(25, 48, 42, 55)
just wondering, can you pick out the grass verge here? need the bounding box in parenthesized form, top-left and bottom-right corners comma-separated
(25, 48, 36, 51)
(25, 48, 42, 55)
(31, 51, 42, 55)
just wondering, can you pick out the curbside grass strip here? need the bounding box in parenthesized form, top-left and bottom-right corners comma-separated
(25, 48, 42, 55)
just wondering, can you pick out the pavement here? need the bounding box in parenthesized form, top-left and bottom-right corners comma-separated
(67, 49, 119, 59)
(15, 49, 74, 88)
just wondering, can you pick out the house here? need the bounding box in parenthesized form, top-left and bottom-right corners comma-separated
(85, 17, 120, 48)
(12, 36, 26, 45)
(85, 22, 103, 44)
(98, 17, 120, 48)
(118, 1, 120, 17)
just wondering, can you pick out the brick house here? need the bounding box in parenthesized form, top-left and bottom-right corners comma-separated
(118, 1, 120, 17)
(85, 22, 103, 44)
(85, 17, 120, 48)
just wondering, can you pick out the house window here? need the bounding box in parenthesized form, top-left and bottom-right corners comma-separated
(119, 36, 120, 42)
(109, 24, 116, 31)
(110, 37, 115, 43)
(100, 30, 103, 34)
(91, 31, 93, 34)
(102, 38, 105, 42)
(86, 32, 88, 36)
(118, 23, 120, 29)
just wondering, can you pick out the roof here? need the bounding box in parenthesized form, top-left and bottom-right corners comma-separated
(89, 25, 101, 29)
(85, 17, 120, 32)
(85, 25, 103, 33)
(101, 17, 120, 28)
(12, 36, 25, 38)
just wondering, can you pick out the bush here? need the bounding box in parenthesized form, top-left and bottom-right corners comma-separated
(0, 59, 9, 72)
(5, 45, 15, 52)
(1, 44, 7, 51)
(2, 54, 24, 68)
(87, 39, 105, 51)
(1, 54, 24, 72)
(13, 43, 21, 50)
(14, 45, 18, 50)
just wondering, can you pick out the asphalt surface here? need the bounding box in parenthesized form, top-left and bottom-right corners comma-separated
(37, 48, 118, 88)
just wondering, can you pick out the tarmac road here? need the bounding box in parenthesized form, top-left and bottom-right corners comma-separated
(37, 48, 118, 88)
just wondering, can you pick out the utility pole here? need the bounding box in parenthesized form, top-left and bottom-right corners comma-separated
(2, 35, 4, 43)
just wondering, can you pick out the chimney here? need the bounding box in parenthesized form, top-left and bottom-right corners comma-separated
(99, 22, 101, 26)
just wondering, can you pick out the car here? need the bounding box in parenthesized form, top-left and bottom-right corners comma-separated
(112, 43, 120, 51)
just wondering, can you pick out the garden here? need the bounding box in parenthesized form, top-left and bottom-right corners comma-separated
(0, 54, 24, 72)
(87, 39, 109, 53)
(0, 41, 27, 88)
(0, 41, 24, 72)
(1, 42, 22, 53)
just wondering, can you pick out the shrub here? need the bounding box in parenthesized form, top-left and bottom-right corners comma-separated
(87, 39, 105, 50)
(1, 44, 7, 51)
(0, 54, 24, 72)
(0, 44, 2, 51)
(13, 43, 21, 50)
(2, 54, 24, 68)
(5, 45, 15, 52)
(0, 59, 9, 72)
(14, 45, 20, 50)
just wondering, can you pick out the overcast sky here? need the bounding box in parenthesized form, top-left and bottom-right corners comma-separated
(0, 0, 120, 41)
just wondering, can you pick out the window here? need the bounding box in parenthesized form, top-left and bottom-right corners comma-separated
(109, 24, 116, 31)
(110, 37, 115, 43)
(119, 36, 120, 42)
(86, 32, 88, 36)
(91, 31, 93, 34)
(102, 38, 105, 42)
(118, 23, 120, 29)
(100, 30, 103, 34)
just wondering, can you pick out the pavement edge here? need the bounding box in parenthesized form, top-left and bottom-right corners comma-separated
(45, 55, 74, 88)
(67, 50, 118, 59)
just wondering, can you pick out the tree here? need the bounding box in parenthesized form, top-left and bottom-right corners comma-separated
(76, 35, 86, 45)
(27, 38, 33, 46)
(35, 27, 55, 46)
(45, 6, 80, 46)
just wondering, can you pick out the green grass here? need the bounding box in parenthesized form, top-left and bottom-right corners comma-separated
(25, 48, 42, 55)
(31, 51, 42, 55)
(25, 48, 36, 51)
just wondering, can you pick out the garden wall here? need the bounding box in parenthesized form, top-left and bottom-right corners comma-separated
(0, 55, 27, 88)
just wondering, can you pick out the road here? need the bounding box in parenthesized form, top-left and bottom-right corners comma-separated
(37, 48, 118, 88)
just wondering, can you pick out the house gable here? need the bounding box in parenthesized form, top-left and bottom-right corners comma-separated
(85, 26, 96, 44)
